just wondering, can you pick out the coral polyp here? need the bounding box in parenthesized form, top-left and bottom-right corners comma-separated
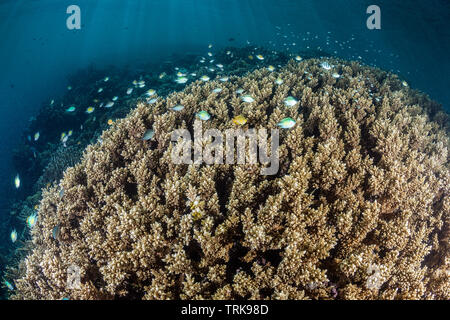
(10, 59, 449, 300)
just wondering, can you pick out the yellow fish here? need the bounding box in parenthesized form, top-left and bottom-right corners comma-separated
(107, 119, 114, 125)
(248, 55, 254, 60)
(232, 115, 247, 125)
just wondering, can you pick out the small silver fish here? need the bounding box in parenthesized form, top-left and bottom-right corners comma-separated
(175, 77, 188, 84)
(320, 61, 332, 70)
(4, 280, 14, 291)
(278, 117, 296, 129)
(332, 73, 341, 79)
(241, 95, 255, 103)
(11, 229, 17, 243)
(283, 96, 298, 107)
(172, 105, 184, 111)
(142, 129, 155, 141)
(26, 213, 37, 229)
(14, 174, 20, 189)
(196, 111, 211, 121)
(52, 225, 61, 240)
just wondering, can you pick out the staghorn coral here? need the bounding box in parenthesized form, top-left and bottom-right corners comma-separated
(10, 58, 449, 300)
(35, 145, 83, 191)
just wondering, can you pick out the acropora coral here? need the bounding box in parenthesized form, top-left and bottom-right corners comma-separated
(10, 58, 449, 300)
(35, 145, 83, 192)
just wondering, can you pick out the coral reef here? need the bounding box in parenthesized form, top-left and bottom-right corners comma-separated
(35, 145, 83, 192)
(1, 46, 296, 298)
(10, 58, 449, 300)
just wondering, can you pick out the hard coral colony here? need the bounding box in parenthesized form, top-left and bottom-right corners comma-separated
(10, 58, 450, 300)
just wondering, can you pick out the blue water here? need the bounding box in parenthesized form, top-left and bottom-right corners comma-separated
(0, 0, 449, 296)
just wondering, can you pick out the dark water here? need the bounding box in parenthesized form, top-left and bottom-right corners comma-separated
(0, 0, 449, 297)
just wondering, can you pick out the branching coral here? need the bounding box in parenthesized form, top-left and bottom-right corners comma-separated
(10, 58, 449, 300)
(35, 145, 84, 192)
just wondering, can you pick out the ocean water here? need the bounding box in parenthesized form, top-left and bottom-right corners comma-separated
(0, 0, 448, 299)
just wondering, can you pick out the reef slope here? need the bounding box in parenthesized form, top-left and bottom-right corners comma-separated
(11, 59, 449, 300)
